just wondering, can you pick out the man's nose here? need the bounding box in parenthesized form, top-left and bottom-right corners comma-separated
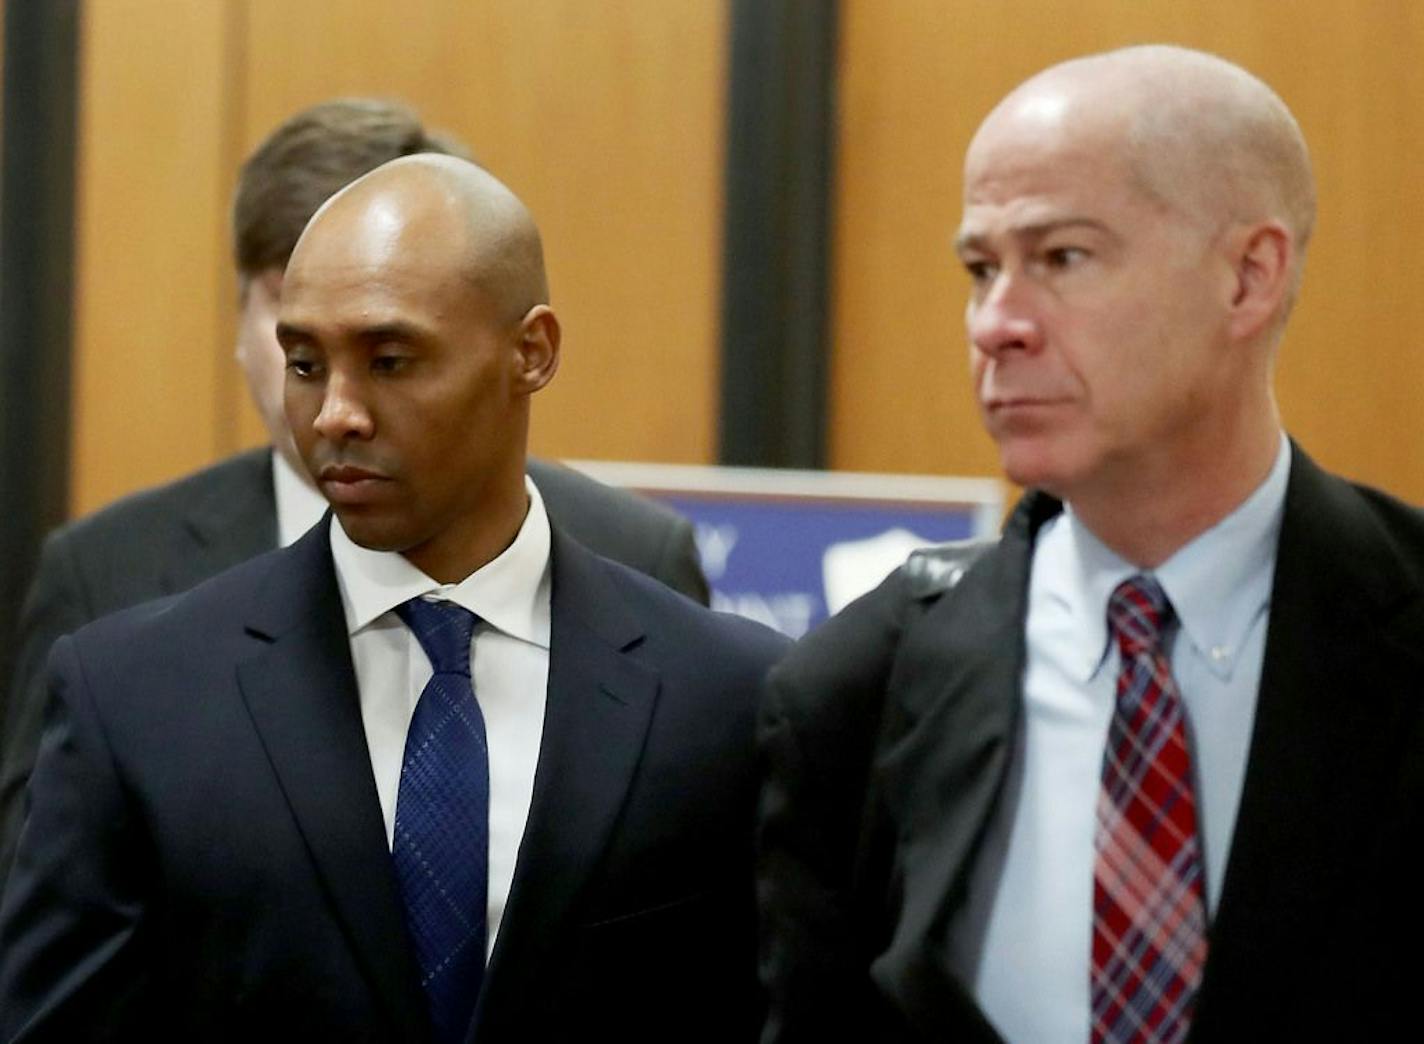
(312, 371, 375, 441)
(967, 272, 1043, 357)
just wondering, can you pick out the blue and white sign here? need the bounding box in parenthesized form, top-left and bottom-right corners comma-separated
(568, 462, 1004, 638)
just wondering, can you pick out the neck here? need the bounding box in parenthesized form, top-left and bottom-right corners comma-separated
(1067, 408, 1280, 569)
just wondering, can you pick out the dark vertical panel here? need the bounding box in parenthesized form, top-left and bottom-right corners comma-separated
(0, 0, 80, 723)
(719, 0, 838, 467)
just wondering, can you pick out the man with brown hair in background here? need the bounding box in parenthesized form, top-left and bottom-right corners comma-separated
(0, 99, 708, 886)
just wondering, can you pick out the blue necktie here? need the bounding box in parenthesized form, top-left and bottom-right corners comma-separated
(393, 597, 488, 1044)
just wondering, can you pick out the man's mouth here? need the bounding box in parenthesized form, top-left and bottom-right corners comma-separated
(985, 396, 1069, 411)
(316, 464, 392, 504)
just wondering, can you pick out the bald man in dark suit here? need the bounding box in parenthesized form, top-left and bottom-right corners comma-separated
(0, 99, 706, 888)
(2, 155, 782, 1042)
(758, 46, 1424, 1042)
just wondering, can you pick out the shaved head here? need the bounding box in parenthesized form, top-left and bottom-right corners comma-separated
(292, 153, 549, 325)
(974, 45, 1315, 296)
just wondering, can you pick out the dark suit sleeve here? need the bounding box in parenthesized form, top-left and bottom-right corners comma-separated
(527, 459, 711, 605)
(756, 571, 914, 1044)
(0, 531, 96, 887)
(0, 636, 155, 1041)
(649, 514, 710, 606)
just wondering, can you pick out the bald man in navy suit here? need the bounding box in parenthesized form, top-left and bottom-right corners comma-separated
(1, 155, 785, 1042)
(0, 99, 708, 891)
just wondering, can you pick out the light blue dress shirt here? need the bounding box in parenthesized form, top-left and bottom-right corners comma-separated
(947, 435, 1291, 1044)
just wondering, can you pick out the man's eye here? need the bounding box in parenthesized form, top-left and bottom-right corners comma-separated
(1043, 246, 1087, 269)
(286, 357, 318, 378)
(963, 259, 997, 283)
(371, 355, 409, 375)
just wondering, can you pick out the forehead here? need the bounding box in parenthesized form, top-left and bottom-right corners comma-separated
(281, 211, 478, 328)
(958, 100, 1155, 243)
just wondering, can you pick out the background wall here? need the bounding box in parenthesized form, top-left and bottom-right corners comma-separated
(68, 0, 1424, 514)
(71, 0, 727, 514)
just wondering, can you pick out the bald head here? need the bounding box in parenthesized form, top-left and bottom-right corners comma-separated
(974, 45, 1315, 288)
(292, 153, 549, 324)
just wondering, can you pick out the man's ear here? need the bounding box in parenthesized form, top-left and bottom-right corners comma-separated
(513, 305, 560, 395)
(1227, 220, 1293, 341)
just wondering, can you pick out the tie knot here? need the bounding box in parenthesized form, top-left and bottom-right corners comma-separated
(1107, 574, 1174, 658)
(396, 598, 478, 677)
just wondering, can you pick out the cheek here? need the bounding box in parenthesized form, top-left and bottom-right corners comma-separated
(968, 343, 989, 389)
(237, 309, 286, 383)
(398, 395, 478, 463)
(254, 353, 287, 415)
(1090, 334, 1182, 433)
(283, 381, 319, 438)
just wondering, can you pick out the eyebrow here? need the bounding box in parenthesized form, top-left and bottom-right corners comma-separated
(273, 320, 308, 348)
(274, 318, 432, 349)
(353, 321, 429, 346)
(954, 217, 1114, 255)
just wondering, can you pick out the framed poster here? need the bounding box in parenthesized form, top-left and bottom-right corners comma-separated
(568, 462, 1004, 638)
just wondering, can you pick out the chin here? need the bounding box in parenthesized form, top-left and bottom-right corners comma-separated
(332, 512, 413, 555)
(996, 441, 1075, 496)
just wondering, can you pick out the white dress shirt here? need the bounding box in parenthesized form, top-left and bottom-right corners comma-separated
(949, 436, 1291, 1044)
(328, 477, 552, 960)
(272, 450, 329, 547)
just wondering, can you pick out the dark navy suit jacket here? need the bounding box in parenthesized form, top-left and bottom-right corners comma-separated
(0, 520, 785, 1042)
(0, 449, 708, 889)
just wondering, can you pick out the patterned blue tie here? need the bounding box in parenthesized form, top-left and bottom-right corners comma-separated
(393, 597, 488, 1044)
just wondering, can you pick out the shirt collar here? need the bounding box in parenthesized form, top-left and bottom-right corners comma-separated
(272, 449, 329, 548)
(1050, 434, 1290, 683)
(329, 475, 552, 649)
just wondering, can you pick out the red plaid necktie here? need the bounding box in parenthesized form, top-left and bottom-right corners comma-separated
(1091, 576, 1208, 1044)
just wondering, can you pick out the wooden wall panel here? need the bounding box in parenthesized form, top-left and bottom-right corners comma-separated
(73, 2, 1424, 513)
(238, 0, 728, 469)
(832, 1, 1424, 502)
(71, 0, 727, 517)
(71, 0, 237, 515)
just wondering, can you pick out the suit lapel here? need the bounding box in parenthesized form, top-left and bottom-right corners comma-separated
(171, 448, 277, 593)
(473, 530, 659, 1037)
(233, 521, 428, 1042)
(871, 495, 1057, 1036)
(856, 450, 1424, 1035)
(1195, 445, 1424, 1028)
